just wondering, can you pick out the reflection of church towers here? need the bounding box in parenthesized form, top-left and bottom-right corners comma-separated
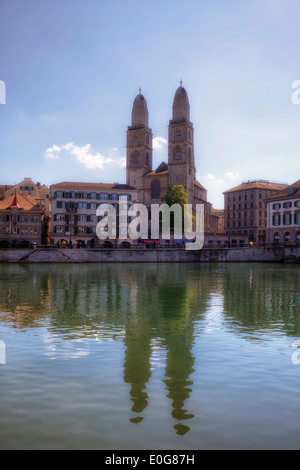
(168, 82, 196, 205)
(123, 323, 152, 424)
(158, 282, 195, 435)
(126, 89, 153, 198)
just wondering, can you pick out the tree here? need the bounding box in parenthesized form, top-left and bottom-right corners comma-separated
(162, 185, 188, 208)
(162, 185, 195, 233)
(161, 185, 189, 232)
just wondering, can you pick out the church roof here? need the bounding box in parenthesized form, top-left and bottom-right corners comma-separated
(156, 161, 168, 173)
(144, 161, 169, 177)
(172, 82, 190, 123)
(131, 89, 149, 128)
(194, 180, 206, 191)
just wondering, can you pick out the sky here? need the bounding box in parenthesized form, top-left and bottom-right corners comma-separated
(0, 0, 300, 209)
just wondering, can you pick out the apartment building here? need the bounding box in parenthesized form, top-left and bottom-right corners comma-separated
(266, 179, 300, 245)
(50, 182, 138, 247)
(223, 180, 288, 246)
(0, 191, 45, 247)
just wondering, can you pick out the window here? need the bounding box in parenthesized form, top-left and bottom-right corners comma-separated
(295, 201, 300, 208)
(100, 193, 109, 200)
(272, 214, 281, 226)
(174, 146, 181, 161)
(151, 180, 161, 199)
(111, 193, 118, 200)
(283, 213, 292, 225)
(283, 201, 292, 208)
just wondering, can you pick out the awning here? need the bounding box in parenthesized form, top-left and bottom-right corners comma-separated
(144, 240, 160, 244)
(174, 239, 194, 243)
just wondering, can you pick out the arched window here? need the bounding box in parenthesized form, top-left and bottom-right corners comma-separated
(174, 146, 181, 161)
(151, 180, 161, 199)
(131, 152, 139, 167)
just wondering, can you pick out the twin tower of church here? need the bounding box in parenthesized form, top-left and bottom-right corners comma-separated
(126, 83, 210, 212)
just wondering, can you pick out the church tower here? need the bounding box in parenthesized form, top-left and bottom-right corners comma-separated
(126, 89, 153, 195)
(168, 82, 195, 204)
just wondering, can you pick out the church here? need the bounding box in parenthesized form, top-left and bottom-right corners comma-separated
(49, 83, 218, 249)
(126, 82, 217, 234)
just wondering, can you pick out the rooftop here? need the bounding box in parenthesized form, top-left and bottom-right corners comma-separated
(0, 191, 43, 211)
(267, 179, 300, 201)
(223, 180, 288, 194)
(50, 182, 136, 191)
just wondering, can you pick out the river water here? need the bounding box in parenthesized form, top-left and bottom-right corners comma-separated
(0, 263, 299, 450)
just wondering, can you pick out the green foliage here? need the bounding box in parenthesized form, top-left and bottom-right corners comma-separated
(162, 185, 188, 208)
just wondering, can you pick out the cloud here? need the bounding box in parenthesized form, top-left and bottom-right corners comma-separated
(153, 136, 168, 150)
(224, 171, 241, 180)
(45, 144, 62, 159)
(45, 142, 125, 170)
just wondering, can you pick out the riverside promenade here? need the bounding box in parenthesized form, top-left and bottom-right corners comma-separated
(0, 246, 299, 263)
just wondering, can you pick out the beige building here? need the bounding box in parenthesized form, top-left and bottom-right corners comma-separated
(0, 185, 13, 200)
(212, 209, 225, 234)
(4, 178, 50, 217)
(224, 180, 288, 246)
(266, 179, 300, 245)
(126, 84, 218, 237)
(50, 182, 138, 247)
(0, 191, 46, 248)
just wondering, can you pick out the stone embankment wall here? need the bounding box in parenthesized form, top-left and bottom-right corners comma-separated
(0, 246, 299, 263)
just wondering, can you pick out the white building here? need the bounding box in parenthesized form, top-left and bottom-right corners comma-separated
(50, 182, 138, 248)
(267, 180, 300, 245)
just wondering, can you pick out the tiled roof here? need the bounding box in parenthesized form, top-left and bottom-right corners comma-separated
(50, 182, 136, 191)
(223, 180, 288, 194)
(0, 192, 42, 211)
(267, 180, 300, 200)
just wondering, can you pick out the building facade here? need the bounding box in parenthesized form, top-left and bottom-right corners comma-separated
(50, 182, 138, 247)
(0, 191, 45, 248)
(266, 180, 300, 245)
(223, 180, 288, 246)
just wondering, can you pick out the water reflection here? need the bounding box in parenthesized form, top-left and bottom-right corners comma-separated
(0, 263, 300, 437)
